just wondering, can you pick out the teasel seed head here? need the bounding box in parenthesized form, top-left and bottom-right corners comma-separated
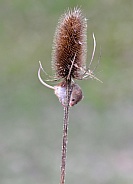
(52, 8, 87, 80)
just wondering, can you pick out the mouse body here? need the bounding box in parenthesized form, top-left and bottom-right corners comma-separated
(54, 81, 83, 107)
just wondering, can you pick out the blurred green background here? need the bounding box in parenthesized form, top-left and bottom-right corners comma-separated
(0, 0, 133, 183)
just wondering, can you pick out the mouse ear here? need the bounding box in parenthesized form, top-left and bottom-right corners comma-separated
(38, 61, 55, 90)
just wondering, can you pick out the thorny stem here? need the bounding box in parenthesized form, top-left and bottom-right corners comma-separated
(60, 79, 72, 184)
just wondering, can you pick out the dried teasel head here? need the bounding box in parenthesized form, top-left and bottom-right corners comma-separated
(52, 7, 87, 80)
(38, 8, 102, 107)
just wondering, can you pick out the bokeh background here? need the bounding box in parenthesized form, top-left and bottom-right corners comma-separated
(0, 0, 133, 183)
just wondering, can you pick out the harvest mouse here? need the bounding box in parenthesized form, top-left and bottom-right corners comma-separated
(38, 61, 83, 107)
(54, 81, 83, 107)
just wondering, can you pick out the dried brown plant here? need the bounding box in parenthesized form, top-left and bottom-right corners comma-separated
(38, 7, 102, 184)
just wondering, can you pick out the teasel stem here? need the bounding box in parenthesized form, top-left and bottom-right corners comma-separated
(60, 78, 72, 184)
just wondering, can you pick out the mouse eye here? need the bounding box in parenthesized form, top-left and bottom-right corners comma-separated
(72, 98, 75, 101)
